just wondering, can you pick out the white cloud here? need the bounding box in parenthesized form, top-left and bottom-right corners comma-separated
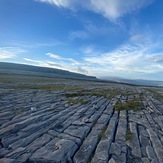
(0, 47, 25, 59)
(36, 0, 153, 20)
(82, 46, 95, 55)
(24, 58, 64, 68)
(23, 57, 88, 74)
(89, 0, 153, 20)
(46, 53, 62, 60)
(46, 52, 79, 64)
(36, 0, 71, 7)
(24, 58, 44, 64)
(83, 42, 163, 76)
(147, 54, 163, 64)
(130, 34, 147, 42)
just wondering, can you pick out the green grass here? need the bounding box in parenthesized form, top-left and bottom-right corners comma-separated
(65, 89, 121, 98)
(0, 74, 59, 83)
(89, 89, 121, 97)
(126, 128, 133, 141)
(98, 126, 107, 140)
(68, 98, 89, 105)
(115, 99, 142, 111)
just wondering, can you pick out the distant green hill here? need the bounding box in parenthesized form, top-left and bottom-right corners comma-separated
(0, 62, 97, 81)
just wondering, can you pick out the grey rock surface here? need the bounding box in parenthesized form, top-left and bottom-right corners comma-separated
(0, 80, 163, 163)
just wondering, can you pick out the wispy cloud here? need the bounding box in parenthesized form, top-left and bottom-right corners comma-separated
(83, 41, 163, 76)
(147, 54, 163, 64)
(23, 55, 88, 74)
(36, 0, 153, 20)
(46, 53, 88, 73)
(0, 47, 25, 59)
(82, 46, 95, 55)
(68, 22, 119, 42)
(89, 0, 153, 20)
(24, 58, 64, 68)
(46, 53, 79, 64)
(129, 34, 147, 43)
(36, 0, 71, 7)
(10, 40, 62, 49)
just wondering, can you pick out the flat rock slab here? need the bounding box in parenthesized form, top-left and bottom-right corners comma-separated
(29, 138, 78, 163)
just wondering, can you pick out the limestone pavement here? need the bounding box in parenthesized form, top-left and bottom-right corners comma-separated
(0, 81, 163, 163)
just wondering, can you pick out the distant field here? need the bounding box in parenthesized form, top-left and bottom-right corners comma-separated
(0, 68, 98, 85)
(0, 68, 87, 82)
(0, 73, 64, 83)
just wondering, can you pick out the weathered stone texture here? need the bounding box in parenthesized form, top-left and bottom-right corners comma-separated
(0, 81, 163, 163)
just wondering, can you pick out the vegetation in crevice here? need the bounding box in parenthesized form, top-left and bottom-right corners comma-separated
(87, 125, 108, 163)
(65, 89, 121, 98)
(115, 99, 142, 111)
(126, 128, 133, 141)
(98, 126, 108, 140)
(68, 98, 89, 105)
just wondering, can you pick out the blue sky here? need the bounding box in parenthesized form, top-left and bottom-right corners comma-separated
(0, 0, 163, 80)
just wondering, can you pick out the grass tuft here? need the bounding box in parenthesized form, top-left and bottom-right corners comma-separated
(98, 126, 107, 140)
(68, 98, 89, 105)
(115, 99, 142, 111)
(126, 128, 133, 141)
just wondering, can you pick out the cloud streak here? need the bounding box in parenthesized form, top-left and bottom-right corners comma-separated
(83, 41, 163, 77)
(24, 58, 64, 68)
(46, 53, 79, 65)
(36, 0, 153, 20)
(0, 47, 25, 59)
(24, 55, 88, 74)
(89, 0, 153, 20)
